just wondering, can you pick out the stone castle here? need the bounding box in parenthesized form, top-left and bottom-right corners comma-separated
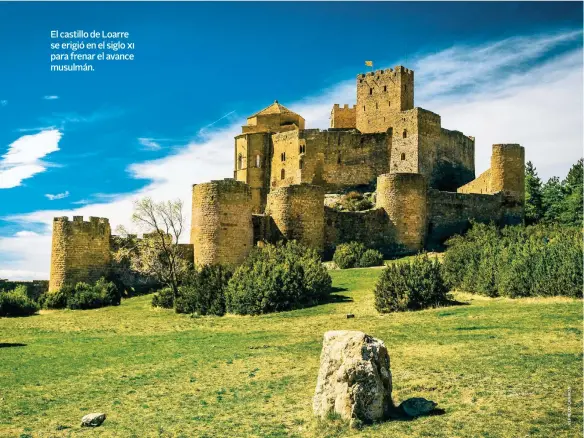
(49, 65, 525, 292)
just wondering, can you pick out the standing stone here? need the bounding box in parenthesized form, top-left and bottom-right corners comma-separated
(313, 330, 392, 423)
(81, 413, 106, 427)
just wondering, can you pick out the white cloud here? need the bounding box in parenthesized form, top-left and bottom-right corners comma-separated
(43, 95, 59, 100)
(45, 191, 70, 201)
(1, 29, 582, 280)
(138, 137, 162, 151)
(0, 129, 62, 189)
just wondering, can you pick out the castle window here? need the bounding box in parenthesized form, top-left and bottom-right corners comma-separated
(369, 88, 373, 95)
(237, 153, 243, 170)
(255, 154, 261, 168)
(388, 101, 391, 107)
(363, 106, 365, 112)
(281, 152, 286, 162)
(281, 169, 285, 180)
(401, 153, 406, 161)
(384, 85, 387, 92)
(299, 159, 304, 170)
(403, 129, 407, 139)
(376, 102, 378, 110)
(299, 145, 306, 154)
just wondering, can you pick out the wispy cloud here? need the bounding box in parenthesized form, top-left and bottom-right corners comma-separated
(0, 129, 62, 189)
(0, 100, 7, 106)
(45, 190, 69, 200)
(1, 29, 582, 280)
(138, 137, 162, 151)
(43, 95, 59, 100)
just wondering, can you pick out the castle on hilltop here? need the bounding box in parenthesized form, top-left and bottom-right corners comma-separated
(49, 65, 525, 292)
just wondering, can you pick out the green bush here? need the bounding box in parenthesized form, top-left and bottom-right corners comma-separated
(333, 242, 366, 269)
(333, 242, 384, 269)
(0, 287, 39, 317)
(66, 278, 121, 310)
(175, 265, 232, 316)
(151, 287, 174, 309)
(374, 254, 450, 313)
(225, 241, 332, 315)
(42, 278, 121, 310)
(358, 249, 384, 268)
(443, 222, 583, 298)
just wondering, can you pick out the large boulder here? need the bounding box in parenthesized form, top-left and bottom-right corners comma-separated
(313, 330, 392, 423)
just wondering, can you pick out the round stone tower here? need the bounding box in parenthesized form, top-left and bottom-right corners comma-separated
(265, 184, 325, 252)
(376, 173, 427, 252)
(490, 144, 525, 201)
(191, 179, 253, 266)
(49, 216, 111, 292)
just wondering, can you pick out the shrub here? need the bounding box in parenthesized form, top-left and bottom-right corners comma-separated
(42, 285, 74, 309)
(333, 242, 366, 269)
(333, 242, 384, 269)
(225, 241, 332, 315)
(42, 278, 121, 310)
(151, 287, 174, 309)
(443, 222, 583, 298)
(175, 265, 232, 316)
(66, 279, 121, 310)
(358, 249, 384, 268)
(374, 254, 450, 313)
(0, 287, 39, 317)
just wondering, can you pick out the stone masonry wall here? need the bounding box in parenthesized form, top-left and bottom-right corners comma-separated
(323, 207, 396, 258)
(271, 129, 390, 191)
(330, 104, 356, 129)
(427, 190, 504, 248)
(49, 216, 111, 292)
(356, 67, 414, 133)
(376, 173, 427, 252)
(265, 184, 325, 252)
(191, 179, 253, 266)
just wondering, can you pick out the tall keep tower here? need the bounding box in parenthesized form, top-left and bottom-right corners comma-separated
(356, 66, 414, 133)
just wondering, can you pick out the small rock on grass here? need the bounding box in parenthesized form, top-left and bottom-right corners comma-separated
(81, 413, 106, 427)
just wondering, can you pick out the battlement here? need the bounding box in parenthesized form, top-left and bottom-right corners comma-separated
(330, 104, 357, 129)
(54, 216, 109, 225)
(357, 66, 414, 78)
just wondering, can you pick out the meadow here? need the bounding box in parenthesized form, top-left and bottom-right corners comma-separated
(0, 266, 581, 437)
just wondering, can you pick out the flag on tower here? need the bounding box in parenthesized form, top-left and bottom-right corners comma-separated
(365, 60, 373, 67)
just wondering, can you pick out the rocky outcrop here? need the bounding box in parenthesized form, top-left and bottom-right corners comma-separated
(312, 330, 392, 423)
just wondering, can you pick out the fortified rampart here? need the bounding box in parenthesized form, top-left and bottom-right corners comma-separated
(265, 184, 325, 252)
(49, 216, 111, 292)
(191, 179, 253, 266)
(49, 64, 526, 288)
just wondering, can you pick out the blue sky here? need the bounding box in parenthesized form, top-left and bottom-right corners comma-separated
(0, 2, 582, 279)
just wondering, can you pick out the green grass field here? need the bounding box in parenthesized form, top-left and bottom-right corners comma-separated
(1, 267, 582, 437)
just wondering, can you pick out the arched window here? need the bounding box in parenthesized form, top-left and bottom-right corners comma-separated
(363, 106, 366, 112)
(237, 153, 243, 170)
(383, 85, 387, 92)
(403, 129, 407, 139)
(281, 152, 286, 162)
(376, 102, 378, 110)
(281, 169, 285, 180)
(369, 88, 373, 95)
(255, 154, 261, 168)
(401, 153, 406, 161)
(388, 101, 391, 107)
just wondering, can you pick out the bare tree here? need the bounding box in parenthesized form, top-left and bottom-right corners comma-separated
(115, 198, 189, 299)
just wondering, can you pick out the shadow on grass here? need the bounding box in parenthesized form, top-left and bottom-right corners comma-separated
(0, 343, 26, 348)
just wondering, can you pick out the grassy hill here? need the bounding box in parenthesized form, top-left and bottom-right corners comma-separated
(1, 267, 581, 437)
